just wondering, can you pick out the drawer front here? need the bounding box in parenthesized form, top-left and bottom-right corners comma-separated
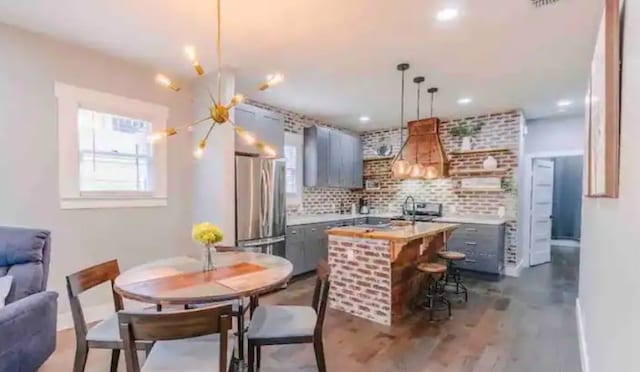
(286, 226, 305, 243)
(448, 236, 500, 256)
(305, 223, 325, 240)
(451, 223, 503, 240)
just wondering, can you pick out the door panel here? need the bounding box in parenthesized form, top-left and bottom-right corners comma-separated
(329, 130, 343, 186)
(530, 159, 555, 266)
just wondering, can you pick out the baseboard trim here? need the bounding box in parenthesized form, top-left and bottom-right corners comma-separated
(505, 259, 524, 277)
(576, 298, 590, 372)
(57, 299, 148, 331)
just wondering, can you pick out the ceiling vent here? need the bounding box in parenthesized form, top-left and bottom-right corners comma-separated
(531, 0, 560, 7)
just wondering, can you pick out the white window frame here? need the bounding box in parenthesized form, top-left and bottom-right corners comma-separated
(284, 132, 304, 207)
(55, 82, 169, 209)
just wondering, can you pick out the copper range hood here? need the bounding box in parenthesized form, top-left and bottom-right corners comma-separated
(391, 85, 449, 179)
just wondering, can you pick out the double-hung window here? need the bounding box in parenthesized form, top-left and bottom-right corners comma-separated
(56, 82, 169, 209)
(284, 132, 303, 207)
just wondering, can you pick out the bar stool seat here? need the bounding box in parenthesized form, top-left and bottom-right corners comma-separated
(438, 251, 466, 261)
(416, 262, 447, 274)
(438, 250, 469, 302)
(415, 262, 451, 321)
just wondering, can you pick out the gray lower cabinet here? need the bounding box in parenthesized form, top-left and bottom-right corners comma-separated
(446, 223, 505, 275)
(286, 217, 374, 275)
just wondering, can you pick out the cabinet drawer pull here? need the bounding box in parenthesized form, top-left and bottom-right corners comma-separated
(291, 231, 297, 235)
(311, 228, 317, 232)
(465, 259, 477, 263)
(465, 228, 478, 232)
(465, 241, 477, 246)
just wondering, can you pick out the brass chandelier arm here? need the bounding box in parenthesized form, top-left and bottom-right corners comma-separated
(206, 86, 218, 107)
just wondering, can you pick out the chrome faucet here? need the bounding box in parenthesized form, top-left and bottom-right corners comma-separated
(404, 195, 416, 225)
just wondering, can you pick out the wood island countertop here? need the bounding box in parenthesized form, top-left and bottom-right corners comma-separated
(326, 221, 459, 243)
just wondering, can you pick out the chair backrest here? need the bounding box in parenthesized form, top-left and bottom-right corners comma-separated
(0, 227, 51, 304)
(311, 260, 331, 335)
(118, 304, 233, 372)
(65, 260, 122, 338)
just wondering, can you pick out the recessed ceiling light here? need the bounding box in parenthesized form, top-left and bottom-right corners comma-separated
(359, 116, 370, 123)
(457, 97, 472, 105)
(557, 99, 573, 107)
(436, 8, 459, 22)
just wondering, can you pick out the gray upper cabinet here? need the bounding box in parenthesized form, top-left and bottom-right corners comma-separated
(234, 104, 284, 156)
(304, 125, 363, 188)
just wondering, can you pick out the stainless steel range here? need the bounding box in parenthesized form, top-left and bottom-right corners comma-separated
(391, 202, 442, 222)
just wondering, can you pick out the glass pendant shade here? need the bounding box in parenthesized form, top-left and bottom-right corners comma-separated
(424, 165, 439, 179)
(392, 159, 411, 178)
(408, 163, 427, 178)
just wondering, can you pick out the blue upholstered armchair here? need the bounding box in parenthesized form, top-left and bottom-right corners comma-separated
(0, 227, 58, 372)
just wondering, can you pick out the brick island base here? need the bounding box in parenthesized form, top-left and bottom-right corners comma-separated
(327, 232, 448, 326)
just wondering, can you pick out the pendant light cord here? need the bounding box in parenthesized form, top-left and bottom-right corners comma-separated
(417, 84, 421, 119)
(430, 92, 434, 117)
(399, 69, 405, 160)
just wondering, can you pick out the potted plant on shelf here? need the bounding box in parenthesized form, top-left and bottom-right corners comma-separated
(449, 121, 484, 151)
(192, 222, 224, 271)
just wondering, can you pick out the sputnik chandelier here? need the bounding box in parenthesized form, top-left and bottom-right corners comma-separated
(151, 0, 284, 158)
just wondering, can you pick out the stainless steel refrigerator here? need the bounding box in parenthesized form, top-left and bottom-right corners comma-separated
(235, 155, 286, 257)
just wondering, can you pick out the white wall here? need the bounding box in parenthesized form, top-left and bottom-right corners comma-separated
(191, 72, 236, 246)
(0, 23, 194, 313)
(578, 1, 640, 371)
(525, 115, 585, 154)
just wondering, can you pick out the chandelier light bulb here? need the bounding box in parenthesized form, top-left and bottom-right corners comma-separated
(263, 145, 277, 158)
(183, 45, 204, 76)
(155, 74, 180, 91)
(259, 73, 284, 91)
(230, 94, 245, 106)
(194, 140, 207, 159)
(148, 132, 166, 143)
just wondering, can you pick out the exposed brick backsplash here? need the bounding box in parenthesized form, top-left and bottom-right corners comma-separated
(360, 111, 523, 264)
(247, 99, 522, 265)
(328, 235, 392, 325)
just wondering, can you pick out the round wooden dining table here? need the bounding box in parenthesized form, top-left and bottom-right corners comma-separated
(114, 251, 293, 306)
(114, 251, 293, 367)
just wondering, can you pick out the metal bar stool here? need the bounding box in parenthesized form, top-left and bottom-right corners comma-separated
(415, 262, 451, 321)
(438, 251, 469, 302)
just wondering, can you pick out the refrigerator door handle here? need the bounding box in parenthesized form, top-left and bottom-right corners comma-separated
(260, 167, 268, 235)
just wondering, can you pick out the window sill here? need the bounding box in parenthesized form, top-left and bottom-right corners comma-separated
(60, 197, 167, 210)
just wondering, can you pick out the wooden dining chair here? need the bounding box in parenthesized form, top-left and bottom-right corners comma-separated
(246, 260, 331, 372)
(118, 304, 234, 372)
(66, 259, 151, 372)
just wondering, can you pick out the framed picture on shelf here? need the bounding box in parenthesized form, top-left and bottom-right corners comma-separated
(585, 0, 622, 198)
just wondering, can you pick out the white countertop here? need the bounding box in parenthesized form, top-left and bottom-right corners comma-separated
(433, 215, 510, 225)
(287, 212, 398, 226)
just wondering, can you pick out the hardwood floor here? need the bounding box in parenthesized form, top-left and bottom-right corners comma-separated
(41, 246, 580, 372)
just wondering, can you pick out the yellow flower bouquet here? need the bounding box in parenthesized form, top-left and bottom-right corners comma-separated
(192, 222, 224, 271)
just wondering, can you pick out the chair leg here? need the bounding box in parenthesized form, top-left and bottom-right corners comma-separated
(247, 340, 255, 372)
(110, 349, 120, 372)
(313, 338, 327, 372)
(73, 343, 88, 372)
(256, 345, 261, 369)
(237, 301, 245, 361)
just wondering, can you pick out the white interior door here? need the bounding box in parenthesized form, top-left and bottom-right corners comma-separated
(529, 159, 555, 266)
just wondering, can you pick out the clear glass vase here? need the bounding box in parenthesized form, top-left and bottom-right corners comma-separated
(202, 244, 216, 272)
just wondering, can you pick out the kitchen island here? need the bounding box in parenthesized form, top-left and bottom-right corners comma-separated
(327, 221, 459, 325)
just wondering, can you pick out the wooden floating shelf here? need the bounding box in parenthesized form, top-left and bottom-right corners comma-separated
(451, 188, 506, 193)
(449, 147, 511, 155)
(363, 156, 395, 161)
(449, 168, 509, 176)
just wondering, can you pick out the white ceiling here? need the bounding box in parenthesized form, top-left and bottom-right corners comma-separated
(0, 0, 602, 131)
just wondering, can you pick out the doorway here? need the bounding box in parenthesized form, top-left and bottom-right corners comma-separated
(523, 151, 584, 268)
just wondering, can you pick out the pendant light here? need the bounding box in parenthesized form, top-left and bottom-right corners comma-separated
(424, 87, 440, 179)
(391, 63, 411, 178)
(408, 76, 427, 178)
